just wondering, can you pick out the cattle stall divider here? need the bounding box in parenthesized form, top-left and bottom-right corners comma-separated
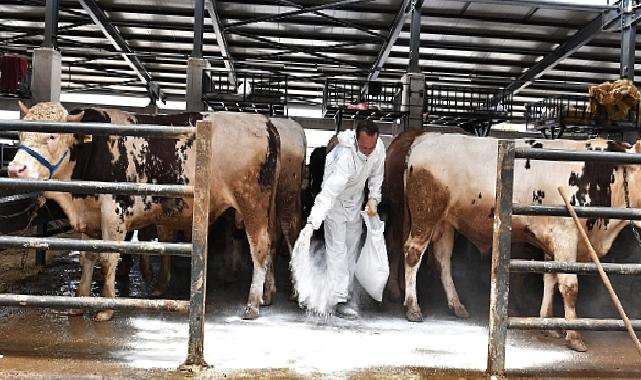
(0, 119, 212, 371)
(487, 140, 641, 376)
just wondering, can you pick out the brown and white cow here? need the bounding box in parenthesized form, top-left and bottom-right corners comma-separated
(8, 102, 281, 321)
(69, 108, 203, 295)
(402, 133, 641, 351)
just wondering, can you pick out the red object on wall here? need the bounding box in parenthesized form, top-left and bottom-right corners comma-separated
(0, 55, 29, 93)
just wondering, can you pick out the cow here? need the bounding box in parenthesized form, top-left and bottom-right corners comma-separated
(86, 108, 306, 300)
(70, 108, 202, 296)
(8, 102, 281, 321)
(402, 133, 640, 352)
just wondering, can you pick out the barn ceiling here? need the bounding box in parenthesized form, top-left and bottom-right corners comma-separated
(0, 0, 636, 116)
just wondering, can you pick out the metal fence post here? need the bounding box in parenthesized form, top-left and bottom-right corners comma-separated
(487, 139, 515, 376)
(181, 119, 212, 370)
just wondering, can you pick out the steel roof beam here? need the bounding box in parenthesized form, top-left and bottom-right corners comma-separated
(502, 9, 620, 96)
(273, 0, 386, 41)
(78, 0, 165, 103)
(228, 29, 370, 69)
(441, 0, 616, 12)
(206, 0, 236, 84)
(224, 0, 372, 31)
(368, 0, 413, 81)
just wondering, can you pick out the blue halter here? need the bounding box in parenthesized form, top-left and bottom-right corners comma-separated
(17, 144, 69, 179)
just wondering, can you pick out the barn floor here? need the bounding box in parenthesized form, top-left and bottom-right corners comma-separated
(1, 247, 641, 379)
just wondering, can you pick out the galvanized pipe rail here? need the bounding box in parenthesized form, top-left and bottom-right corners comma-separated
(0, 119, 194, 138)
(511, 260, 641, 275)
(0, 236, 192, 255)
(0, 178, 193, 197)
(0, 294, 189, 313)
(0, 118, 212, 370)
(488, 141, 641, 376)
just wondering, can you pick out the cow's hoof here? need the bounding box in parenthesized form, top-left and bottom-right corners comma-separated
(451, 303, 469, 319)
(387, 286, 403, 304)
(566, 337, 588, 352)
(243, 305, 259, 320)
(68, 308, 84, 317)
(543, 329, 562, 339)
(406, 307, 423, 322)
(93, 310, 114, 322)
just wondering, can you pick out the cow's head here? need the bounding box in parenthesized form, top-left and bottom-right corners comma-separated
(8, 101, 84, 179)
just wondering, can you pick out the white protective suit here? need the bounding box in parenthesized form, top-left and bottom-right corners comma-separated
(307, 129, 386, 302)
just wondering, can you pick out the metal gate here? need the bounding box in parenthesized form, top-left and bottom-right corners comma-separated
(0, 118, 213, 371)
(487, 140, 641, 376)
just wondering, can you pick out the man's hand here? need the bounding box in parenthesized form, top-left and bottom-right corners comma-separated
(298, 223, 314, 243)
(366, 199, 378, 217)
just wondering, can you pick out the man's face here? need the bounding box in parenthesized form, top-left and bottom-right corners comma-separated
(356, 131, 377, 156)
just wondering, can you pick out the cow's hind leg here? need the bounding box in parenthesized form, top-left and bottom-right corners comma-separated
(404, 231, 432, 322)
(94, 204, 127, 322)
(551, 232, 587, 352)
(94, 251, 119, 321)
(243, 226, 271, 320)
(404, 167, 449, 322)
(263, 248, 276, 306)
(540, 273, 562, 338)
(69, 250, 98, 316)
(138, 226, 157, 286)
(150, 226, 174, 297)
(558, 272, 587, 351)
(433, 223, 468, 318)
(385, 220, 404, 304)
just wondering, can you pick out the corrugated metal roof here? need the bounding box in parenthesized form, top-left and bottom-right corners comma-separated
(0, 0, 636, 114)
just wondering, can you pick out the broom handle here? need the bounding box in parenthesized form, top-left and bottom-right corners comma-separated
(558, 186, 641, 357)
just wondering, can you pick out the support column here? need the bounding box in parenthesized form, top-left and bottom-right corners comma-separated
(402, 0, 424, 128)
(408, 0, 423, 73)
(401, 72, 425, 129)
(31, 48, 61, 103)
(186, 58, 208, 112)
(43, 0, 59, 49)
(192, 0, 204, 59)
(620, 0, 636, 81)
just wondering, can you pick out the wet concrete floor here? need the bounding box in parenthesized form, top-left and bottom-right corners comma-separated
(1, 250, 641, 379)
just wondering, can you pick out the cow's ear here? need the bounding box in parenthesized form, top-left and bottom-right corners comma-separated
(18, 101, 29, 115)
(66, 111, 84, 122)
(634, 141, 641, 153)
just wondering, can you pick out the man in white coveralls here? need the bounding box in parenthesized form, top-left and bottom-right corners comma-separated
(300, 119, 385, 319)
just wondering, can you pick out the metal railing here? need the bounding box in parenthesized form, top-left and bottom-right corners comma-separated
(202, 70, 288, 116)
(487, 141, 641, 376)
(321, 78, 407, 122)
(525, 95, 640, 139)
(425, 85, 513, 136)
(0, 118, 212, 370)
